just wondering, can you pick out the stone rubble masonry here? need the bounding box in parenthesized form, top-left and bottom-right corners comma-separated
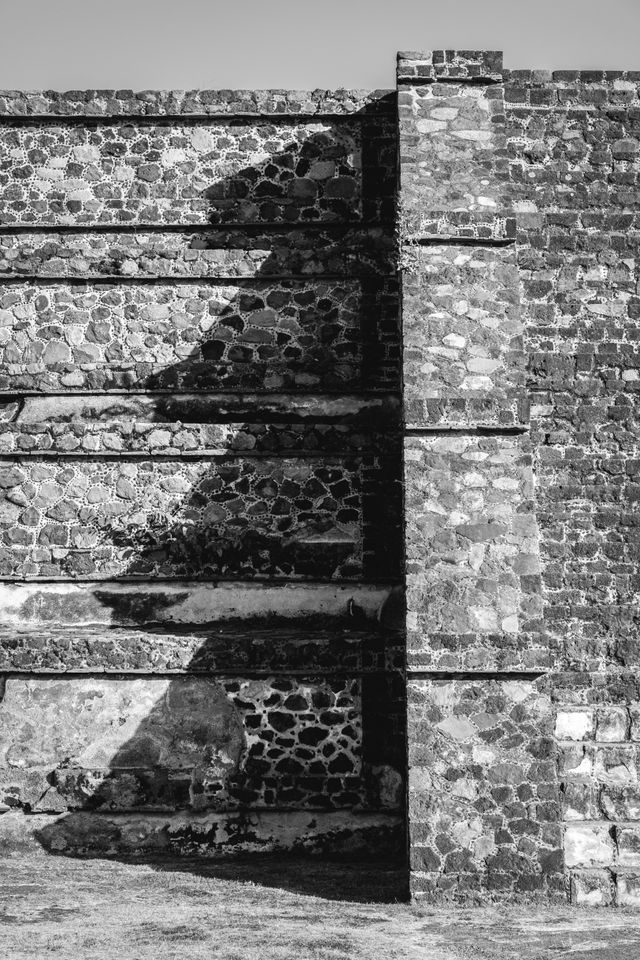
(399, 51, 556, 902)
(400, 49, 640, 905)
(2, 50, 640, 904)
(0, 86, 404, 857)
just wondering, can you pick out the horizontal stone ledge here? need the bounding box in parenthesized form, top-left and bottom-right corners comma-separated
(0, 228, 396, 278)
(406, 669, 549, 680)
(550, 672, 640, 706)
(0, 625, 403, 673)
(0, 422, 400, 457)
(0, 580, 399, 627)
(400, 211, 516, 243)
(0, 809, 403, 858)
(7, 393, 401, 425)
(0, 89, 396, 118)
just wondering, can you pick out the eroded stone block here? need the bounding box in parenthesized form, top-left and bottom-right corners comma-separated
(570, 870, 614, 905)
(555, 710, 595, 741)
(564, 824, 614, 868)
(617, 827, 640, 867)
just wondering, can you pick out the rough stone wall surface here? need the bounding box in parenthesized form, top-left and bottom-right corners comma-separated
(505, 68, 640, 907)
(0, 89, 404, 859)
(400, 50, 640, 906)
(4, 50, 640, 904)
(398, 50, 562, 903)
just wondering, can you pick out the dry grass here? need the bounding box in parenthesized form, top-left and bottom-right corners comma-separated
(1, 855, 640, 960)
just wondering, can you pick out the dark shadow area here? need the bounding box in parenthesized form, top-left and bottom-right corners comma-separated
(4, 105, 406, 902)
(136, 854, 409, 903)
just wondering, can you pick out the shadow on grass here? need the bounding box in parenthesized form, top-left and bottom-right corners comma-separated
(132, 853, 409, 903)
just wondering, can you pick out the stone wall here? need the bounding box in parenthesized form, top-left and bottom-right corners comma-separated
(400, 50, 640, 906)
(506, 67, 640, 907)
(0, 90, 405, 859)
(4, 51, 640, 905)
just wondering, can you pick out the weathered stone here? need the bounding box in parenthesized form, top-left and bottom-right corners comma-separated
(564, 825, 614, 868)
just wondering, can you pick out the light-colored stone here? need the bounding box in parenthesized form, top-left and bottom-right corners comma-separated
(564, 824, 614, 868)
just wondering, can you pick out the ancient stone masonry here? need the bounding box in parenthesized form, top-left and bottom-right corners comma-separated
(2, 50, 640, 907)
(0, 89, 405, 859)
(399, 50, 640, 906)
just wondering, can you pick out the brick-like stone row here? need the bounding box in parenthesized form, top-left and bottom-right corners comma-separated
(0, 624, 403, 673)
(397, 50, 503, 84)
(0, 278, 400, 393)
(504, 70, 640, 84)
(401, 210, 515, 241)
(0, 228, 397, 279)
(0, 421, 400, 456)
(0, 89, 395, 118)
(407, 630, 556, 672)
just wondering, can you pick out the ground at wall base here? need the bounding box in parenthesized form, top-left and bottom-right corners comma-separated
(1, 855, 640, 960)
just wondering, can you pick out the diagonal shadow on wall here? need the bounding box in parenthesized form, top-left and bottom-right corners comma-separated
(1, 115, 406, 900)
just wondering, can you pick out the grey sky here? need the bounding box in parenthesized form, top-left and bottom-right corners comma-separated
(2, 0, 640, 90)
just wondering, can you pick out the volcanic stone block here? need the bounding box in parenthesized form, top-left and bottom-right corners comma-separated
(404, 435, 543, 665)
(617, 827, 640, 867)
(408, 677, 561, 900)
(617, 874, 640, 907)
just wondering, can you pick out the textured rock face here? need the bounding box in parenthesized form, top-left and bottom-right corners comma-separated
(0, 279, 399, 393)
(0, 119, 366, 224)
(0, 88, 404, 860)
(400, 51, 640, 905)
(408, 678, 562, 900)
(0, 675, 371, 813)
(0, 457, 365, 579)
(505, 68, 640, 905)
(3, 50, 640, 902)
(404, 435, 541, 640)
